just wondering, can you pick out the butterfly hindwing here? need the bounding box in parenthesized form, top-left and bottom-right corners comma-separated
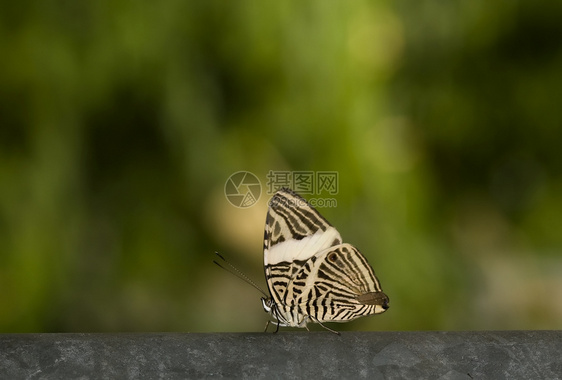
(295, 244, 388, 322)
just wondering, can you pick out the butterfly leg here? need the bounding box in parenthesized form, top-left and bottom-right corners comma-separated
(308, 316, 341, 335)
(264, 319, 282, 333)
(317, 322, 341, 335)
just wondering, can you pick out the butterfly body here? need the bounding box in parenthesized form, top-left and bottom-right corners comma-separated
(262, 189, 389, 331)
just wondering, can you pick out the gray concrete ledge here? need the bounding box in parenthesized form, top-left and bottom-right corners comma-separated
(1, 331, 561, 379)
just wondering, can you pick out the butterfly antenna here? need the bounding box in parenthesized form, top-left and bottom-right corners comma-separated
(213, 252, 268, 297)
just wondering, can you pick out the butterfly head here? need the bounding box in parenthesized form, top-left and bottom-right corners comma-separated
(260, 297, 275, 314)
(261, 296, 291, 327)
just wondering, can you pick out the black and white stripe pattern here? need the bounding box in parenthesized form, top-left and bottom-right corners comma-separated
(261, 188, 389, 331)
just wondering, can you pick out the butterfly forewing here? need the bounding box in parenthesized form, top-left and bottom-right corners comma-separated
(262, 188, 389, 330)
(264, 189, 341, 264)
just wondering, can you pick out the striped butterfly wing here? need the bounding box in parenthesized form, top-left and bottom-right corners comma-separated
(263, 188, 389, 329)
(294, 243, 389, 323)
(264, 188, 341, 325)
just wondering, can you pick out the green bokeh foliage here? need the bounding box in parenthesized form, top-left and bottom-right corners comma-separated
(1, 1, 561, 332)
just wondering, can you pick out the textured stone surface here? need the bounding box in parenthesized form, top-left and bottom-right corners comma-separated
(1, 331, 561, 379)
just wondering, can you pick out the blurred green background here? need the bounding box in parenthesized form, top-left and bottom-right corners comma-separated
(1, 0, 561, 333)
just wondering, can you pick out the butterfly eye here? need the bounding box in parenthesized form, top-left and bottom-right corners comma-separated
(328, 252, 338, 262)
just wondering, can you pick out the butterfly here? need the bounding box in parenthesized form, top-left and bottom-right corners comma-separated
(215, 188, 389, 334)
